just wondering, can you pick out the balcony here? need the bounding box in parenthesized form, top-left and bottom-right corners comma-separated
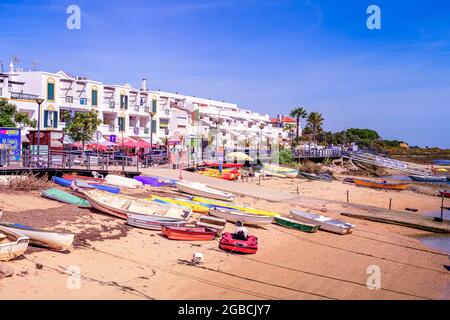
(65, 96, 73, 103)
(109, 101, 115, 109)
(133, 105, 140, 112)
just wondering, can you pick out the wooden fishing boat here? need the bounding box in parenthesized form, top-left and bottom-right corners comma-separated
(191, 196, 280, 217)
(198, 169, 239, 181)
(127, 213, 188, 231)
(176, 181, 234, 201)
(63, 174, 105, 183)
(209, 207, 274, 225)
(203, 162, 244, 168)
(0, 223, 74, 251)
(148, 196, 210, 213)
(354, 178, 410, 190)
(81, 189, 192, 220)
(161, 225, 216, 241)
(42, 188, 91, 208)
(105, 175, 143, 189)
(439, 190, 450, 198)
(290, 210, 355, 235)
(409, 175, 448, 183)
(195, 215, 226, 235)
(263, 164, 297, 174)
(298, 171, 333, 182)
(0, 225, 30, 261)
(219, 232, 257, 254)
(274, 216, 319, 233)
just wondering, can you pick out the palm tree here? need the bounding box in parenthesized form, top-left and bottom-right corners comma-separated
(307, 112, 325, 143)
(283, 123, 296, 145)
(289, 107, 308, 139)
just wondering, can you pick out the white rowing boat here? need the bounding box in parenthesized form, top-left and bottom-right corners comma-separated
(195, 215, 227, 235)
(82, 189, 192, 220)
(0, 225, 30, 261)
(105, 174, 143, 189)
(0, 223, 74, 251)
(290, 210, 355, 235)
(176, 181, 234, 201)
(127, 213, 188, 231)
(209, 207, 274, 225)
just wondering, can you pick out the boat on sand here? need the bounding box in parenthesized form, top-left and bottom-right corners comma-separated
(298, 171, 333, 182)
(274, 216, 319, 233)
(219, 232, 258, 254)
(161, 225, 216, 241)
(409, 175, 448, 183)
(127, 213, 188, 231)
(0, 225, 30, 261)
(0, 223, 74, 251)
(439, 190, 450, 198)
(42, 188, 91, 208)
(82, 189, 192, 220)
(354, 178, 410, 190)
(290, 210, 355, 235)
(176, 181, 234, 201)
(105, 175, 143, 189)
(195, 215, 226, 235)
(209, 207, 274, 225)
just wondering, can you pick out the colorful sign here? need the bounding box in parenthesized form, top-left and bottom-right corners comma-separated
(0, 128, 21, 161)
(110, 135, 117, 143)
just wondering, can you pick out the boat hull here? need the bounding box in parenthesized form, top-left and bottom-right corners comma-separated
(0, 226, 30, 261)
(161, 226, 216, 241)
(290, 210, 355, 235)
(42, 188, 91, 208)
(127, 213, 188, 231)
(0, 223, 74, 251)
(298, 172, 332, 182)
(191, 197, 280, 217)
(409, 175, 448, 183)
(176, 181, 234, 202)
(209, 208, 274, 225)
(219, 232, 257, 254)
(354, 178, 410, 190)
(439, 190, 450, 198)
(274, 216, 319, 233)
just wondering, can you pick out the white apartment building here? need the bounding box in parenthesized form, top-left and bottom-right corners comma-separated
(1, 61, 294, 150)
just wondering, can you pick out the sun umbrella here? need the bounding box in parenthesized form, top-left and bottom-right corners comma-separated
(226, 152, 253, 161)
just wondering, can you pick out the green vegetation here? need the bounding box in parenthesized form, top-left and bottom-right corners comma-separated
(0, 99, 36, 128)
(62, 110, 101, 150)
(289, 107, 308, 140)
(278, 149, 293, 164)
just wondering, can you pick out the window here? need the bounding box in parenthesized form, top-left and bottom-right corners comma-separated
(118, 117, 125, 132)
(80, 98, 87, 105)
(92, 89, 98, 106)
(120, 95, 128, 109)
(159, 118, 169, 129)
(44, 110, 58, 128)
(151, 119, 157, 133)
(65, 96, 73, 103)
(47, 81, 55, 101)
(152, 99, 157, 113)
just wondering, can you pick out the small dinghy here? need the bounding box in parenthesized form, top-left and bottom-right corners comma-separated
(52, 176, 73, 188)
(274, 216, 319, 233)
(0, 225, 30, 261)
(127, 213, 188, 231)
(161, 225, 216, 241)
(219, 232, 258, 254)
(70, 180, 120, 194)
(42, 188, 91, 208)
(298, 171, 333, 182)
(63, 174, 105, 183)
(176, 181, 234, 201)
(409, 175, 448, 183)
(290, 210, 355, 235)
(105, 174, 143, 189)
(148, 196, 210, 213)
(135, 175, 177, 187)
(195, 215, 227, 235)
(209, 207, 274, 225)
(0, 223, 74, 251)
(82, 189, 192, 220)
(353, 178, 410, 190)
(191, 197, 280, 217)
(439, 190, 450, 198)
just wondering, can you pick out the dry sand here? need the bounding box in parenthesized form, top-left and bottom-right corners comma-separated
(0, 182, 449, 300)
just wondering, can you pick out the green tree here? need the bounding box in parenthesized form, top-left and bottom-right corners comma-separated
(306, 112, 324, 143)
(289, 107, 308, 140)
(0, 99, 36, 128)
(283, 123, 296, 145)
(63, 110, 101, 151)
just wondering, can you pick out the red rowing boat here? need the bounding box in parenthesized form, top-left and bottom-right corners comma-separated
(219, 232, 258, 254)
(439, 190, 450, 198)
(161, 226, 216, 241)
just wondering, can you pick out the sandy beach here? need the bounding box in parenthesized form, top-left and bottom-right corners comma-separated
(0, 173, 449, 300)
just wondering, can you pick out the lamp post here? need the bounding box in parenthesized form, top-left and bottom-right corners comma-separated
(259, 123, 265, 159)
(149, 111, 156, 166)
(35, 98, 45, 159)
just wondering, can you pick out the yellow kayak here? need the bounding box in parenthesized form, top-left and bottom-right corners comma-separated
(191, 196, 280, 217)
(148, 196, 209, 213)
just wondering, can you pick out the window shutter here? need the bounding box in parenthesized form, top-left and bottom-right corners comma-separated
(47, 83, 55, 101)
(152, 99, 157, 113)
(43, 110, 49, 128)
(92, 90, 98, 106)
(53, 111, 58, 128)
(151, 119, 157, 133)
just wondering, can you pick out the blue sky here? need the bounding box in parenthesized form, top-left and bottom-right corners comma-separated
(1, 0, 449, 147)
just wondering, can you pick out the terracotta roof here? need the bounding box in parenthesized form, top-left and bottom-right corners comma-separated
(270, 117, 297, 124)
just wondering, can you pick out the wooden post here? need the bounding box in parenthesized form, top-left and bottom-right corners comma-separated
(297, 186, 299, 194)
(389, 198, 392, 210)
(346, 190, 349, 203)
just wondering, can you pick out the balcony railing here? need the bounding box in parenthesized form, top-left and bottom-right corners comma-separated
(65, 96, 73, 103)
(109, 101, 115, 109)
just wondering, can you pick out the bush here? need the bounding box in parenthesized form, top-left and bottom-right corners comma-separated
(278, 149, 293, 164)
(299, 160, 321, 174)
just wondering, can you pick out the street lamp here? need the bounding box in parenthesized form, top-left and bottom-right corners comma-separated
(149, 111, 156, 166)
(35, 98, 45, 158)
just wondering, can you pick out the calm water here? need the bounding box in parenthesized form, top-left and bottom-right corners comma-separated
(417, 210, 450, 254)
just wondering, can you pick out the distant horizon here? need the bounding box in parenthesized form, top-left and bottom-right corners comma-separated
(1, 0, 449, 148)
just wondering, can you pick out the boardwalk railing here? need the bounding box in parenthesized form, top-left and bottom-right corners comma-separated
(293, 149, 343, 159)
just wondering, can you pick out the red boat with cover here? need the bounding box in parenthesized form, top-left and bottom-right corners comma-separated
(63, 174, 105, 183)
(161, 226, 216, 241)
(219, 232, 258, 254)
